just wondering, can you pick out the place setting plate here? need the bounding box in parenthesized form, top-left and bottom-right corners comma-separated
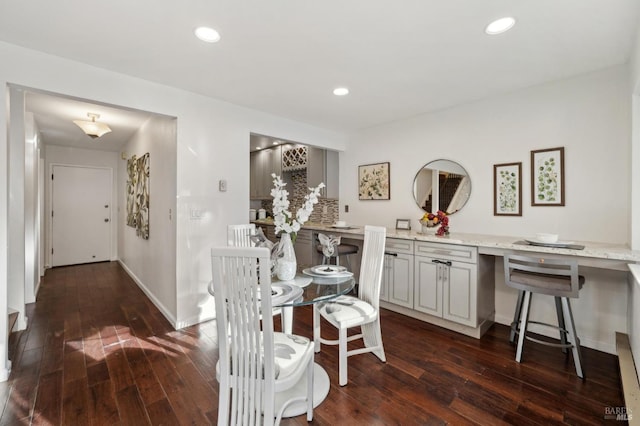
(524, 238, 575, 248)
(302, 265, 354, 278)
(267, 282, 304, 306)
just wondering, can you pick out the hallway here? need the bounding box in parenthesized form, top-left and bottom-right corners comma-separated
(0, 261, 626, 425)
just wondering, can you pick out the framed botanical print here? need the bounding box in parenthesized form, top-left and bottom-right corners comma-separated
(531, 147, 565, 206)
(358, 162, 390, 200)
(494, 162, 522, 216)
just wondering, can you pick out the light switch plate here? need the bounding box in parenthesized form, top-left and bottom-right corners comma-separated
(219, 179, 227, 192)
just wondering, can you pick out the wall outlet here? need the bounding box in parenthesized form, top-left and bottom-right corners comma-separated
(219, 179, 227, 192)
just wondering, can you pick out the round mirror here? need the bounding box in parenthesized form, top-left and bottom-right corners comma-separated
(413, 159, 471, 214)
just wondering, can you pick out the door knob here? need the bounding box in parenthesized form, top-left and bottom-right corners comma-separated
(104, 218, 110, 222)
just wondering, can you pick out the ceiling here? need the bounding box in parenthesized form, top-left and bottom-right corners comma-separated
(2, 1, 639, 142)
(25, 91, 155, 152)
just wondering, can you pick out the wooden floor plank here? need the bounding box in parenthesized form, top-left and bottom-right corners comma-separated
(0, 261, 627, 425)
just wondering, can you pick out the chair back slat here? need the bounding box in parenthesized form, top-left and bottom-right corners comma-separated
(504, 253, 581, 297)
(227, 224, 256, 247)
(358, 226, 387, 307)
(211, 246, 275, 426)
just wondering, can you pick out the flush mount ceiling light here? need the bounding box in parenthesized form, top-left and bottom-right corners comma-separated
(195, 26, 221, 43)
(485, 17, 516, 35)
(73, 113, 112, 139)
(333, 87, 349, 96)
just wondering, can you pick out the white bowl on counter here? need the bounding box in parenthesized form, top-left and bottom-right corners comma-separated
(535, 233, 559, 243)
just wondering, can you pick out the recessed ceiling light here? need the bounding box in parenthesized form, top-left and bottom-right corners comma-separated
(333, 87, 349, 96)
(195, 26, 221, 43)
(255, 147, 262, 150)
(272, 141, 280, 145)
(485, 17, 516, 35)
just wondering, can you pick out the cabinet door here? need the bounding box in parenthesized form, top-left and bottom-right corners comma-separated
(294, 229, 313, 266)
(249, 152, 261, 199)
(442, 261, 477, 327)
(262, 146, 281, 197)
(414, 256, 442, 317)
(385, 253, 413, 308)
(307, 147, 326, 195)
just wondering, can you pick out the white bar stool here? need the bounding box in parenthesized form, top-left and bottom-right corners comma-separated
(504, 254, 585, 379)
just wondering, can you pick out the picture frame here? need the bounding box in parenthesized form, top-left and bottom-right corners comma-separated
(493, 162, 522, 216)
(395, 219, 411, 230)
(358, 162, 390, 200)
(531, 147, 565, 206)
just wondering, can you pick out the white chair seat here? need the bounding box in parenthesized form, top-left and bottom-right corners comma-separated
(273, 333, 313, 389)
(317, 296, 377, 329)
(216, 332, 313, 390)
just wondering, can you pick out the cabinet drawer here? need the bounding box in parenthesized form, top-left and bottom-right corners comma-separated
(385, 238, 414, 255)
(415, 241, 477, 264)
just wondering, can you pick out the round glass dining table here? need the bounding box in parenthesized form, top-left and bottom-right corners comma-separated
(271, 271, 356, 418)
(272, 273, 355, 309)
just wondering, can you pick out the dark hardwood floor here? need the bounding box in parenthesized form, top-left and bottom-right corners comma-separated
(0, 261, 626, 425)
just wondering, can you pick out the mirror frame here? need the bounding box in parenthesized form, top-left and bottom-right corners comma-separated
(412, 159, 471, 214)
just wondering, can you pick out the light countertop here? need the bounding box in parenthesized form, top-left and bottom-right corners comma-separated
(253, 219, 640, 263)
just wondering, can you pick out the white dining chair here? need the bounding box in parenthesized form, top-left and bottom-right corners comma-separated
(227, 224, 293, 332)
(211, 246, 314, 425)
(313, 225, 387, 386)
(227, 223, 256, 247)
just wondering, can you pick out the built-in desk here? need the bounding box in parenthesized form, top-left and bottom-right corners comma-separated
(253, 220, 640, 351)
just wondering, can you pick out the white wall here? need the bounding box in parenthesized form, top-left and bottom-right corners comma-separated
(342, 66, 631, 353)
(0, 39, 348, 373)
(7, 86, 26, 334)
(628, 25, 640, 383)
(342, 66, 630, 243)
(118, 115, 178, 324)
(24, 112, 39, 304)
(44, 145, 120, 265)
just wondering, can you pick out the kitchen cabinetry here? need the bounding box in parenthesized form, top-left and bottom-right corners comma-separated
(250, 146, 282, 199)
(293, 229, 313, 267)
(307, 147, 339, 199)
(379, 239, 495, 338)
(381, 238, 414, 308)
(281, 145, 339, 199)
(413, 241, 492, 329)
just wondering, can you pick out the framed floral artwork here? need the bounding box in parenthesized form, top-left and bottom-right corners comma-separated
(531, 147, 565, 206)
(358, 162, 390, 200)
(494, 162, 522, 216)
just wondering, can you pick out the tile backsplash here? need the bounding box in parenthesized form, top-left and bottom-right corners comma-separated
(260, 169, 339, 224)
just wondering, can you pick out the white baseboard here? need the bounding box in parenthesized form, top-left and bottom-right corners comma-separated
(0, 360, 11, 382)
(117, 259, 177, 329)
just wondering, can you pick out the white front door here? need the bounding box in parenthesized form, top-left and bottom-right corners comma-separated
(51, 165, 112, 267)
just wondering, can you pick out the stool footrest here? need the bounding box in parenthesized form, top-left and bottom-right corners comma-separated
(510, 320, 578, 350)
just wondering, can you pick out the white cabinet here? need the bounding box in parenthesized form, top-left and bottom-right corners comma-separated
(250, 146, 282, 199)
(381, 238, 414, 308)
(414, 255, 477, 327)
(380, 239, 495, 338)
(414, 241, 486, 328)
